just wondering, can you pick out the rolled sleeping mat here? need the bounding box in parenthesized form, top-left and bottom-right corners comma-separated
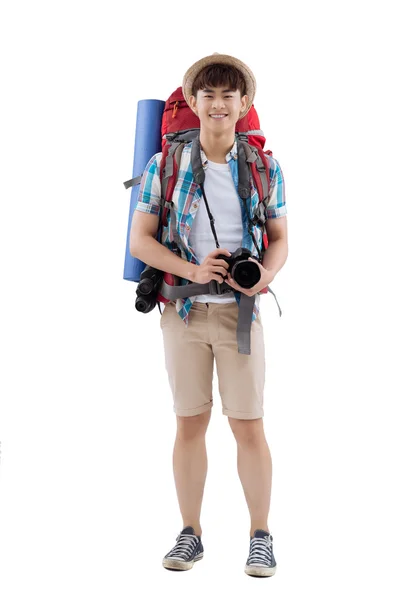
(123, 99, 165, 282)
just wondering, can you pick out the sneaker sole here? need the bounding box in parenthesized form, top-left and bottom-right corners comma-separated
(245, 564, 277, 577)
(162, 552, 204, 571)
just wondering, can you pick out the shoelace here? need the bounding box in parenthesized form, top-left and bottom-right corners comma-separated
(248, 535, 273, 565)
(167, 533, 198, 559)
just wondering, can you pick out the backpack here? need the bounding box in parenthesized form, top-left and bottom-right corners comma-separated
(159, 86, 273, 261)
(125, 86, 274, 303)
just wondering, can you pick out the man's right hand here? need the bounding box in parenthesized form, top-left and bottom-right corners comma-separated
(192, 248, 231, 285)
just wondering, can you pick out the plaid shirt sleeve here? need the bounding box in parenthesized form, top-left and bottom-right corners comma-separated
(265, 157, 287, 218)
(134, 153, 162, 217)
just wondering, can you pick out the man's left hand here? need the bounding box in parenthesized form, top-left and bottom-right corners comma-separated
(226, 258, 275, 297)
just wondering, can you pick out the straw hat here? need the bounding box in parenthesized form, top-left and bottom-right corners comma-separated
(182, 53, 256, 117)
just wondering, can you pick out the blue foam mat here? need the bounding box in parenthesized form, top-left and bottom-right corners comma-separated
(123, 99, 165, 282)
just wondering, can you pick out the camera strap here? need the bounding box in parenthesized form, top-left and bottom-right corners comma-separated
(190, 135, 264, 261)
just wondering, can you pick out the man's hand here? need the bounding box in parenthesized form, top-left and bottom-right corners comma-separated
(191, 248, 231, 285)
(226, 257, 274, 297)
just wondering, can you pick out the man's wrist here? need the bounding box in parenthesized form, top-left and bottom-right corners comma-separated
(187, 263, 198, 282)
(263, 266, 276, 285)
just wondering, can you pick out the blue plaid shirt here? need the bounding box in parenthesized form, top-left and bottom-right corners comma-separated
(134, 140, 287, 326)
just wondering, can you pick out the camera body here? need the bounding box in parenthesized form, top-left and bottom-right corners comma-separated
(216, 247, 261, 289)
(135, 247, 261, 313)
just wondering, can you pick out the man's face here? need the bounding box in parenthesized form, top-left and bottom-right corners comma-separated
(189, 86, 248, 131)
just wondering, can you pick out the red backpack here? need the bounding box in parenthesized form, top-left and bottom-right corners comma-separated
(157, 86, 273, 296)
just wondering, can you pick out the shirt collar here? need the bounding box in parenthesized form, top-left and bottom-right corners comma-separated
(199, 140, 238, 168)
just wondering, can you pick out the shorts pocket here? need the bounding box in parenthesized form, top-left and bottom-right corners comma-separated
(160, 301, 175, 329)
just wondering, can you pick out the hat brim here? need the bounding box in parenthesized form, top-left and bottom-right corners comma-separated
(182, 53, 256, 118)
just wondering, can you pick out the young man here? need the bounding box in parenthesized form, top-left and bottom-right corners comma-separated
(129, 53, 288, 577)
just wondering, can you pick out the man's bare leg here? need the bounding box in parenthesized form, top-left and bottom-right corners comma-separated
(172, 410, 212, 537)
(228, 417, 272, 537)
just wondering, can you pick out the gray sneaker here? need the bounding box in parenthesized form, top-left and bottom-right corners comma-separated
(245, 529, 277, 577)
(162, 526, 204, 571)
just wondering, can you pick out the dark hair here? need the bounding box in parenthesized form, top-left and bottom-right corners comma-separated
(191, 64, 246, 97)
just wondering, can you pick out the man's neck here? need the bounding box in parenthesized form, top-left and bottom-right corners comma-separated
(199, 130, 235, 164)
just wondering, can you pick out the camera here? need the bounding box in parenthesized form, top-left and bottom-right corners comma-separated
(216, 247, 261, 289)
(135, 265, 164, 313)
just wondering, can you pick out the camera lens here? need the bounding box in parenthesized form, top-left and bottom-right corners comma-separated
(135, 297, 148, 312)
(135, 294, 158, 313)
(137, 278, 154, 295)
(232, 260, 260, 289)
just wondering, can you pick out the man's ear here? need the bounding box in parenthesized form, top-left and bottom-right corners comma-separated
(240, 94, 249, 113)
(189, 95, 197, 114)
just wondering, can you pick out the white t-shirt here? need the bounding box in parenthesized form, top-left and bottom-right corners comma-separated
(188, 159, 259, 306)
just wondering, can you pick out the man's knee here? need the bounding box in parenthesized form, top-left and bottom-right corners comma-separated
(176, 410, 211, 441)
(228, 416, 264, 446)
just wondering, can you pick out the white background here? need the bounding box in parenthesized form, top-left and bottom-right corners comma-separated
(1, 0, 399, 598)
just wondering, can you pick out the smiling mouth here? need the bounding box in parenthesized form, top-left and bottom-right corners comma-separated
(209, 114, 228, 119)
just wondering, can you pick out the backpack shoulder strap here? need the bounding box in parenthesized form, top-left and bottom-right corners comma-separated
(237, 135, 270, 202)
(161, 129, 200, 202)
(190, 134, 205, 185)
(236, 136, 274, 256)
(158, 142, 181, 253)
(159, 132, 198, 255)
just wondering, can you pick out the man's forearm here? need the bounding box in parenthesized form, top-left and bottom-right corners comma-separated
(262, 238, 288, 280)
(130, 236, 197, 281)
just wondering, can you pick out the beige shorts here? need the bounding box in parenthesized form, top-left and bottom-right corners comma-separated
(160, 300, 265, 420)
